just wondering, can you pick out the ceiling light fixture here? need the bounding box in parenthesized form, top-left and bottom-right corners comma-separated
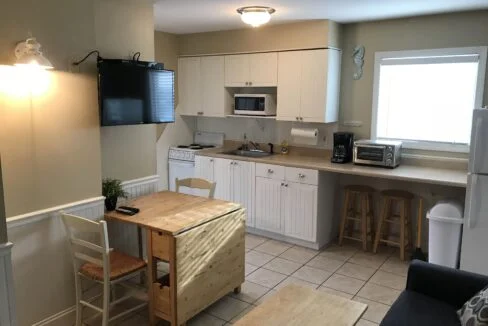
(14, 38, 53, 70)
(237, 6, 276, 28)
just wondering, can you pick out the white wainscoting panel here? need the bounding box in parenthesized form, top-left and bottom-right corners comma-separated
(7, 196, 105, 326)
(0, 242, 15, 326)
(107, 175, 159, 260)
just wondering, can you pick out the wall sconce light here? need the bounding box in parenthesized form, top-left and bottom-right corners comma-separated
(14, 38, 53, 70)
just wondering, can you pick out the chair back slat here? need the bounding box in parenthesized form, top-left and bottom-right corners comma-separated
(61, 213, 110, 276)
(74, 252, 104, 267)
(175, 178, 216, 198)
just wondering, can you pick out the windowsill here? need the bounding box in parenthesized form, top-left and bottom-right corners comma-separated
(377, 138, 469, 153)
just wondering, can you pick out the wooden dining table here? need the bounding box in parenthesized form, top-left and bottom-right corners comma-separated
(104, 191, 246, 326)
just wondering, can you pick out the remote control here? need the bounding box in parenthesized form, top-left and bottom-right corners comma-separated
(116, 207, 136, 216)
(118, 206, 140, 214)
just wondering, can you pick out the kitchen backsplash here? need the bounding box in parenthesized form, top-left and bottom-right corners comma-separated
(195, 117, 338, 149)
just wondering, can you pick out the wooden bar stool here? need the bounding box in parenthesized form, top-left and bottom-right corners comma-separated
(339, 185, 376, 251)
(373, 190, 414, 261)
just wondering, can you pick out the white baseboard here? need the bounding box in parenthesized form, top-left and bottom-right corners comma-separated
(31, 306, 76, 326)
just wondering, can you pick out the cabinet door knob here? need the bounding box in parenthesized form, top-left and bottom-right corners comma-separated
(296, 117, 299, 121)
(267, 169, 274, 174)
(210, 159, 214, 162)
(281, 183, 284, 186)
(284, 184, 288, 187)
(250, 82, 252, 86)
(234, 161, 238, 166)
(245, 82, 249, 86)
(298, 173, 305, 179)
(300, 117, 303, 121)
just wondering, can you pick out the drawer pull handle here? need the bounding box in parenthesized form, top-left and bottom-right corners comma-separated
(268, 169, 274, 174)
(158, 232, 163, 236)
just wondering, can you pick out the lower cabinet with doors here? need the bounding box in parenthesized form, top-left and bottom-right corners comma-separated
(194, 155, 255, 227)
(254, 163, 338, 249)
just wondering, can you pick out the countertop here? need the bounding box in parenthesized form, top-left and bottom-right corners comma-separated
(197, 148, 468, 188)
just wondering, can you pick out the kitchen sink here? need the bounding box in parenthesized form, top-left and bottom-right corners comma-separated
(220, 149, 273, 158)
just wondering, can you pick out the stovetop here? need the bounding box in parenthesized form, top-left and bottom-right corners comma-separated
(176, 143, 216, 150)
(169, 131, 224, 162)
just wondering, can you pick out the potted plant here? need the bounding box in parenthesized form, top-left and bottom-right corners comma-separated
(102, 178, 128, 211)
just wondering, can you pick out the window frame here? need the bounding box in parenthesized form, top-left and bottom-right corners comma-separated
(371, 46, 487, 153)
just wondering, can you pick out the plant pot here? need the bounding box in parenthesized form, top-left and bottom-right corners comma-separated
(105, 196, 118, 211)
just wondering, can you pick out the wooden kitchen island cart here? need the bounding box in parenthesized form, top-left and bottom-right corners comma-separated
(105, 191, 246, 326)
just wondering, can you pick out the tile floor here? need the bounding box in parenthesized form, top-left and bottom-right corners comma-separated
(91, 233, 410, 326)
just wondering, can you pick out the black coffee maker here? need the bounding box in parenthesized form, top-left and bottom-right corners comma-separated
(331, 132, 354, 163)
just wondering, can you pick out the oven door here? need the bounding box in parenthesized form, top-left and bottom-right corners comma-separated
(354, 145, 386, 165)
(234, 96, 265, 115)
(168, 159, 195, 195)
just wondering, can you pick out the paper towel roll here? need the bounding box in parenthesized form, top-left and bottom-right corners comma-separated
(291, 127, 319, 146)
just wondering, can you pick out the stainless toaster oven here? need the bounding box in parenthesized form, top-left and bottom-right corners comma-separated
(353, 140, 402, 168)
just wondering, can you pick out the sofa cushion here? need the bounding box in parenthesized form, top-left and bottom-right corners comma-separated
(380, 290, 461, 326)
(458, 286, 488, 326)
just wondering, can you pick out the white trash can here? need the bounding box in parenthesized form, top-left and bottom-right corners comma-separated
(427, 201, 464, 268)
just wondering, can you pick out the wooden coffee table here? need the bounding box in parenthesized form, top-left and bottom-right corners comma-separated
(234, 284, 367, 326)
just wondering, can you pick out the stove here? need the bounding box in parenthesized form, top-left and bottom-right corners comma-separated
(168, 132, 224, 194)
(169, 132, 224, 162)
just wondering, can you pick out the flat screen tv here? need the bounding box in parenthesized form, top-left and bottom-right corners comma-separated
(98, 59, 175, 126)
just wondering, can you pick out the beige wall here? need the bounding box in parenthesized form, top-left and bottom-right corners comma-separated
(154, 31, 195, 190)
(340, 10, 488, 140)
(178, 20, 340, 55)
(0, 0, 158, 324)
(0, 157, 6, 244)
(96, 0, 159, 181)
(0, 0, 101, 217)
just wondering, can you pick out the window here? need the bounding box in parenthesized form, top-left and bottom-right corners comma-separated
(371, 47, 487, 152)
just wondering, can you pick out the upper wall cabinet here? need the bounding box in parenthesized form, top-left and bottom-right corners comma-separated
(178, 56, 232, 117)
(277, 49, 341, 123)
(225, 53, 278, 87)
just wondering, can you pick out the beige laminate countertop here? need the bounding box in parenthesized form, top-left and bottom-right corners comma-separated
(197, 148, 468, 188)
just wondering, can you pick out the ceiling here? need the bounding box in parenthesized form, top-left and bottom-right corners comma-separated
(153, 0, 488, 34)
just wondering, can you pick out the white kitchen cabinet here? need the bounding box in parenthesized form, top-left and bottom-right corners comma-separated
(194, 156, 215, 182)
(179, 56, 231, 117)
(252, 163, 337, 248)
(213, 157, 232, 201)
(178, 57, 201, 115)
(195, 156, 255, 227)
(255, 177, 283, 233)
(282, 182, 317, 242)
(232, 160, 255, 227)
(225, 52, 278, 87)
(277, 49, 341, 123)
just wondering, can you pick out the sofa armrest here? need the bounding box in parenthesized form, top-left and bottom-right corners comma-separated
(406, 260, 488, 308)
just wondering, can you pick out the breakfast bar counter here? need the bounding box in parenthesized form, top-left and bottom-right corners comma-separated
(197, 148, 468, 188)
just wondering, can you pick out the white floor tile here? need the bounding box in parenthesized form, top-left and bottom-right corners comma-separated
(245, 250, 275, 267)
(245, 263, 259, 276)
(353, 296, 390, 324)
(291, 265, 332, 285)
(245, 234, 268, 249)
(306, 255, 345, 272)
(335, 262, 376, 281)
(356, 319, 379, 326)
(274, 276, 319, 291)
(254, 289, 278, 306)
(322, 274, 365, 295)
(229, 305, 256, 324)
(254, 240, 292, 256)
(279, 246, 319, 264)
(356, 282, 401, 305)
(379, 256, 410, 277)
(348, 251, 389, 269)
(369, 270, 406, 291)
(320, 244, 358, 261)
(246, 268, 287, 288)
(263, 257, 302, 275)
(206, 296, 251, 322)
(229, 281, 271, 304)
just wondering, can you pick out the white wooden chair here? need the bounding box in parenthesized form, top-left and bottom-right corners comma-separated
(175, 177, 216, 198)
(61, 213, 147, 326)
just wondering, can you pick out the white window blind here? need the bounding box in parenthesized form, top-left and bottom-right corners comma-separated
(372, 47, 487, 152)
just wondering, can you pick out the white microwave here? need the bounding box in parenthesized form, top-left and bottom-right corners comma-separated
(234, 94, 276, 116)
